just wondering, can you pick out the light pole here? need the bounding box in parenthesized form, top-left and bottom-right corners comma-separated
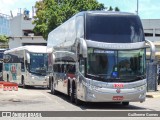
(137, 0, 139, 15)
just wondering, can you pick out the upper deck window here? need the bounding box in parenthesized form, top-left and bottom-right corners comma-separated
(86, 13, 144, 43)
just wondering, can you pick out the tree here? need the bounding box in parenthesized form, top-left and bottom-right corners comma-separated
(0, 35, 9, 43)
(108, 6, 120, 11)
(33, 0, 105, 39)
(108, 6, 113, 11)
(115, 7, 120, 11)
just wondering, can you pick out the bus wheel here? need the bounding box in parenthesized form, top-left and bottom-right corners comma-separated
(48, 76, 52, 89)
(70, 82, 75, 103)
(70, 82, 81, 105)
(122, 102, 129, 106)
(22, 76, 26, 89)
(51, 78, 57, 95)
(74, 88, 81, 105)
(7, 74, 9, 82)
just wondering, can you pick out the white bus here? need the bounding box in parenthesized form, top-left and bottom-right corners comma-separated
(3, 46, 49, 88)
(47, 11, 155, 105)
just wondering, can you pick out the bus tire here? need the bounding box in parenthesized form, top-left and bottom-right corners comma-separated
(70, 82, 75, 103)
(48, 76, 52, 89)
(122, 102, 129, 106)
(21, 76, 26, 89)
(51, 78, 57, 95)
(7, 74, 9, 82)
(74, 85, 81, 105)
(67, 80, 70, 96)
(70, 81, 81, 105)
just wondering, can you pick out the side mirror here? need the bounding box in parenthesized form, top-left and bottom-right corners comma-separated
(81, 65, 85, 75)
(79, 64, 85, 75)
(26, 53, 30, 64)
(145, 39, 156, 62)
(79, 38, 87, 58)
(52, 54, 55, 64)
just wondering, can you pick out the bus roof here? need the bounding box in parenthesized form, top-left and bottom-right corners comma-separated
(77, 11, 135, 16)
(47, 11, 138, 48)
(4, 45, 49, 54)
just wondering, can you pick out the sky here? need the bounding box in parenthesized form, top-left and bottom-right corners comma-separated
(0, 0, 37, 17)
(98, 0, 160, 19)
(0, 0, 160, 19)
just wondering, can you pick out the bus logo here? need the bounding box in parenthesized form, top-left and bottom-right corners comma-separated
(114, 83, 124, 88)
(116, 89, 121, 93)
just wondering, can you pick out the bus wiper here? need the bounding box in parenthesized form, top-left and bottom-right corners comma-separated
(98, 74, 110, 77)
(136, 75, 145, 80)
(87, 74, 106, 81)
(31, 71, 46, 75)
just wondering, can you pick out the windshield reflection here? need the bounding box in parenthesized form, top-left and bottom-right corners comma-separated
(87, 48, 145, 82)
(29, 53, 48, 75)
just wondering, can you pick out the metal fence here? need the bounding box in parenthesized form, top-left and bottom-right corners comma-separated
(146, 62, 158, 91)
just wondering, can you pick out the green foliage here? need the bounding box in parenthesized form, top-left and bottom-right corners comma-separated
(108, 6, 113, 11)
(115, 7, 120, 11)
(33, 0, 105, 39)
(108, 6, 120, 11)
(0, 35, 9, 43)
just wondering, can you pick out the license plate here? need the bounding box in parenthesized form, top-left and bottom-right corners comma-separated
(112, 96, 124, 101)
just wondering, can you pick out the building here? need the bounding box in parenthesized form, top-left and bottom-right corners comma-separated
(0, 13, 11, 48)
(9, 10, 46, 49)
(142, 19, 160, 42)
(0, 13, 10, 36)
(141, 19, 160, 61)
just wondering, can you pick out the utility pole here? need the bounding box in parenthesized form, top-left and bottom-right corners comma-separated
(137, 0, 139, 15)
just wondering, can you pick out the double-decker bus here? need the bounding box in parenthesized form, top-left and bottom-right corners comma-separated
(3, 46, 49, 88)
(47, 11, 155, 105)
(0, 49, 6, 80)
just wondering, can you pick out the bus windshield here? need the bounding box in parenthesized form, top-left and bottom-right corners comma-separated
(29, 53, 48, 75)
(87, 48, 146, 82)
(86, 13, 144, 43)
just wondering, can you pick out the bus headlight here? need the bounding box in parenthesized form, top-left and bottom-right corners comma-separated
(32, 77, 35, 79)
(45, 76, 49, 79)
(135, 84, 146, 91)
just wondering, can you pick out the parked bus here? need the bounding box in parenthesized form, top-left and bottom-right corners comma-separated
(3, 46, 49, 88)
(0, 49, 6, 80)
(47, 11, 155, 105)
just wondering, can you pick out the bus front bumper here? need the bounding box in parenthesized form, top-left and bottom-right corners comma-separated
(28, 76, 47, 87)
(83, 86, 146, 103)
